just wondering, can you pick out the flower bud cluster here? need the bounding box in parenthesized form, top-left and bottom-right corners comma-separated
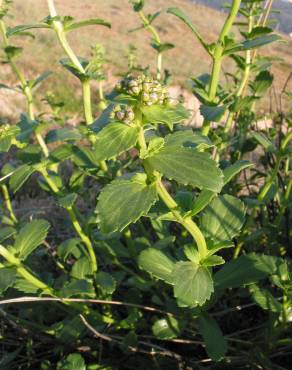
(116, 75, 169, 106)
(110, 105, 135, 124)
(0, 124, 10, 138)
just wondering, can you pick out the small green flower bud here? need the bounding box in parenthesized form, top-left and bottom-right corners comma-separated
(143, 82, 151, 92)
(126, 110, 135, 121)
(116, 82, 122, 91)
(131, 86, 140, 95)
(0, 124, 10, 137)
(142, 92, 150, 102)
(116, 110, 125, 120)
(128, 79, 138, 88)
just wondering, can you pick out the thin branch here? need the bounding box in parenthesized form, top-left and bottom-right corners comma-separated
(80, 315, 182, 361)
(0, 296, 174, 316)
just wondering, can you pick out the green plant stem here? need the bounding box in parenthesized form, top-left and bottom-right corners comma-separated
(47, 0, 85, 72)
(0, 246, 89, 315)
(138, 11, 162, 80)
(47, 0, 108, 172)
(38, 168, 98, 272)
(224, 10, 254, 133)
(124, 228, 136, 259)
(138, 129, 208, 258)
(82, 79, 94, 124)
(275, 176, 292, 227)
(98, 81, 107, 110)
(1, 184, 17, 224)
(39, 168, 60, 194)
(202, 0, 242, 136)
(224, 24, 253, 133)
(234, 131, 292, 258)
(228, 0, 274, 133)
(47, 0, 92, 123)
(0, 245, 54, 295)
(0, 20, 49, 158)
(66, 206, 98, 273)
(156, 180, 208, 258)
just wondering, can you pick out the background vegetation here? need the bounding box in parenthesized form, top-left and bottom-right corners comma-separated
(0, 0, 291, 369)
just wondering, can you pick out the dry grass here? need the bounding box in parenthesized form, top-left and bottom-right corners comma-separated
(0, 0, 291, 119)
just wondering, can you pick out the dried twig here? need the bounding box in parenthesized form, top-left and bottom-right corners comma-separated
(79, 314, 183, 362)
(0, 296, 174, 316)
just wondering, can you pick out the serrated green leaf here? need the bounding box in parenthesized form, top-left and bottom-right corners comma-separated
(251, 132, 276, 153)
(138, 248, 175, 284)
(215, 253, 282, 289)
(200, 104, 226, 122)
(0, 125, 20, 152)
(57, 353, 86, 370)
(90, 104, 115, 133)
(152, 317, 180, 339)
(16, 114, 38, 142)
(71, 257, 92, 279)
(251, 71, 273, 97)
(61, 279, 95, 298)
(172, 261, 214, 306)
(58, 193, 78, 209)
(45, 128, 82, 143)
(49, 144, 74, 162)
(187, 190, 215, 217)
(57, 238, 82, 261)
(64, 18, 111, 32)
(6, 23, 50, 37)
(9, 164, 35, 193)
(146, 147, 223, 192)
(223, 160, 252, 185)
(140, 137, 165, 159)
(0, 267, 16, 294)
(4, 45, 23, 58)
(164, 130, 213, 150)
(93, 122, 139, 161)
(224, 34, 282, 55)
(31, 71, 53, 89)
(59, 58, 87, 81)
(122, 331, 138, 350)
(250, 285, 282, 313)
(96, 271, 116, 294)
(167, 8, 209, 53)
(17, 145, 42, 164)
(72, 146, 100, 168)
(184, 245, 200, 263)
(207, 240, 234, 255)
(130, 0, 144, 12)
(0, 83, 17, 91)
(141, 104, 190, 127)
(151, 41, 175, 53)
(97, 177, 158, 233)
(201, 195, 245, 242)
(202, 255, 225, 267)
(246, 26, 273, 39)
(14, 277, 41, 294)
(242, 34, 282, 50)
(0, 227, 16, 243)
(13, 220, 50, 260)
(198, 313, 227, 361)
